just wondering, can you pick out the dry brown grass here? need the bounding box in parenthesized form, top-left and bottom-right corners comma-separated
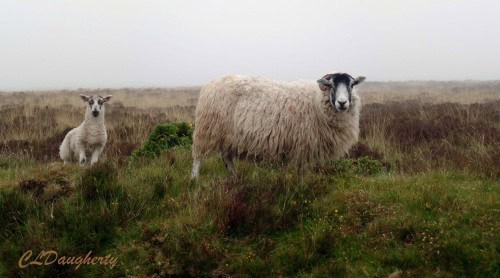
(358, 101, 500, 177)
(0, 81, 499, 177)
(359, 80, 500, 104)
(0, 87, 200, 108)
(0, 87, 199, 160)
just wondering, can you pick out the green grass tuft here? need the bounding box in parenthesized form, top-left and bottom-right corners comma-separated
(79, 161, 120, 202)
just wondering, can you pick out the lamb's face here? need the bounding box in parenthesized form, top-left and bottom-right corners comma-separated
(317, 73, 365, 112)
(79, 95, 112, 118)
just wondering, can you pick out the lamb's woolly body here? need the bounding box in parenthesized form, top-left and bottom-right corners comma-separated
(192, 75, 361, 165)
(59, 99, 108, 164)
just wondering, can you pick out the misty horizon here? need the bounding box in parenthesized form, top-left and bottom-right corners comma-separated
(1, 0, 499, 91)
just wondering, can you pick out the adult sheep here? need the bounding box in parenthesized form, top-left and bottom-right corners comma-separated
(191, 73, 366, 179)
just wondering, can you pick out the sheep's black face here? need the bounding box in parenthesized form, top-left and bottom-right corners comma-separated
(317, 73, 366, 112)
(79, 94, 113, 118)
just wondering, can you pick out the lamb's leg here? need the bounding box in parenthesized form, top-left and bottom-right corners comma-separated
(90, 146, 104, 165)
(79, 150, 87, 166)
(222, 152, 237, 177)
(190, 159, 202, 180)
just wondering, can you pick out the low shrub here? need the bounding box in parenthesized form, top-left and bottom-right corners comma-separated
(130, 122, 193, 160)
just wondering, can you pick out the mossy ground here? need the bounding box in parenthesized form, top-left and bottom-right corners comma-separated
(0, 148, 497, 277)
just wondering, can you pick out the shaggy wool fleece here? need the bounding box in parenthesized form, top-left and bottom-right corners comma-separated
(192, 75, 361, 165)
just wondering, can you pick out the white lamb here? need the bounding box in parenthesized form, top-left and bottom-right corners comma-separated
(59, 94, 112, 165)
(191, 73, 366, 178)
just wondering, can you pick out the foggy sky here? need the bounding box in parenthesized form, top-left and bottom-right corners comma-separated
(1, 0, 499, 91)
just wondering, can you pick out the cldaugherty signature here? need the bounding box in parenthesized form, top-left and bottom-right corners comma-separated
(18, 250, 118, 270)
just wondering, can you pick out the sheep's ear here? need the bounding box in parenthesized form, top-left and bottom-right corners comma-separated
(79, 94, 90, 102)
(317, 79, 333, 91)
(103, 95, 112, 102)
(352, 76, 366, 86)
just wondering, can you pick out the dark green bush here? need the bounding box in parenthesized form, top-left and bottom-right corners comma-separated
(353, 157, 391, 176)
(130, 122, 193, 160)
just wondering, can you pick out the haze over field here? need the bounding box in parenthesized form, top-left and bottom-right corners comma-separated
(1, 0, 499, 91)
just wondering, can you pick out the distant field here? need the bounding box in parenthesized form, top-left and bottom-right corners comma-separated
(1, 81, 499, 168)
(0, 81, 499, 276)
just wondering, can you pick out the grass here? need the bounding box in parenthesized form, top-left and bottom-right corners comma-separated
(0, 82, 499, 276)
(0, 153, 497, 276)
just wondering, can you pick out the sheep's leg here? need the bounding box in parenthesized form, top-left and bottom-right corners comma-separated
(78, 150, 87, 166)
(222, 152, 237, 177)
(190, 159, 202, 180)
(90, 147, 104, 165)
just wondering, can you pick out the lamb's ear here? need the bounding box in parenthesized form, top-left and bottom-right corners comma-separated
(79, 94, 90, 102)
(352, 76, 366, 86)
(317, 79, 333, 91)
(103, 95, 112, 102)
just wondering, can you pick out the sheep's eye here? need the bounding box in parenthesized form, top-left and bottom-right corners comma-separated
(98, 100, 103, 105)
(89, 100, 94, 105)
